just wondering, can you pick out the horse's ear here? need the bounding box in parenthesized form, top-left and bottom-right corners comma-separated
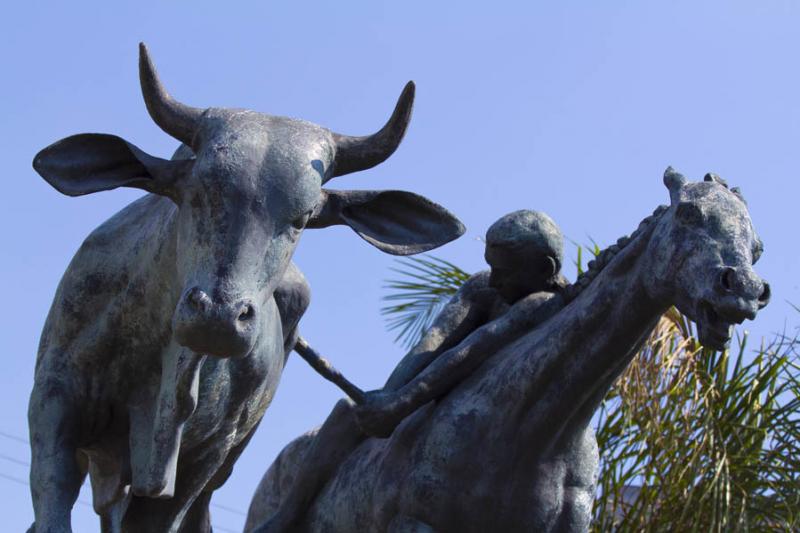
(308, 189, 465, 255)
(703, 172, 728, 188)
(663, 166, 687, 204)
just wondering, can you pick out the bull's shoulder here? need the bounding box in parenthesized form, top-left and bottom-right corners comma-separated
(39, 195, 177, 352)
(274, 262, 311, 345)
(78, 194, 176, 258)
(60, 194, 175, 283)
(274, 263, 310, 322)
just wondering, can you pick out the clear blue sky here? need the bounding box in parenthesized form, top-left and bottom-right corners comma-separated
(1, 1, 798, 530)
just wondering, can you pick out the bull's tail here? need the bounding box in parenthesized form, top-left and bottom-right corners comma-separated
(294, 337, 365, 404)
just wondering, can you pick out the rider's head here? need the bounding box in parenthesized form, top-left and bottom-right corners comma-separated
(484, 210, 564, 304)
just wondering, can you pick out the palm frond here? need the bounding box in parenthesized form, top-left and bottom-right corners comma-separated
(381, 255, 470, 348)
(593, 317, 800, 532)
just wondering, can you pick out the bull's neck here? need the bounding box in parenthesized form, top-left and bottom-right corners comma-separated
(515, 219, 669, 451)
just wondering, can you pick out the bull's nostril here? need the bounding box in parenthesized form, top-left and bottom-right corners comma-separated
(719, 268, 735, 292)
(238, 305, 255, 322)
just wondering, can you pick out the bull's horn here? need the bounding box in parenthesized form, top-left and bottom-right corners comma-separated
(138, 42, 203, 147)
(330, 81, 415, 179)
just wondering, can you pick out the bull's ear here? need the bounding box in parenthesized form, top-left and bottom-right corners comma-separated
(308, 189, 465, 255)
(33, 133, 190, 198)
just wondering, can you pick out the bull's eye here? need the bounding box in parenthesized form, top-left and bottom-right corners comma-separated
(291, 211, 312, 231)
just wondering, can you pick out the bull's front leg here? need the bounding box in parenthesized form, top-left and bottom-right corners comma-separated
(130, 342, 205, 498)
(28, 376, 86, 533)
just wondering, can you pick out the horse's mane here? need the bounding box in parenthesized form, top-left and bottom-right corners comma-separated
(561, 204, 669, 303)
(560, 173, 750, 304)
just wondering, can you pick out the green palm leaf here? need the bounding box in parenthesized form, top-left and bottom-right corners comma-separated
(381, 255, 470, 349)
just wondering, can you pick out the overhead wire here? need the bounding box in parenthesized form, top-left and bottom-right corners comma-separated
(0, 426, 249, 528)
(0, 452, 29, 467)
(0, 430, 28, 445)
(0, 471, 93, 509)
(0, 470, 244, 531)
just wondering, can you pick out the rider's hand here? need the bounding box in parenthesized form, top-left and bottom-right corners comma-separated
(354, 389, 404, 438)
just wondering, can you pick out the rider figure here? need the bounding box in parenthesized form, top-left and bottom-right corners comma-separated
(260, 209, 566, 532)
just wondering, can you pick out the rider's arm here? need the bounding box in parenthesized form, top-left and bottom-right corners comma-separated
(383, 273, 491, 391)
(361, 291, 564, 435)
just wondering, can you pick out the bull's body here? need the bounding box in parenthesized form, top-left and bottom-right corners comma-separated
(33, 193, 290, 530)
(28, 44, 464, 532)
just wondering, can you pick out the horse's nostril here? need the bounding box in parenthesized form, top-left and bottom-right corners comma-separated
(238, 304, 255, 322)
(719, 267, 735, 292)
(759, 282, 771, 305)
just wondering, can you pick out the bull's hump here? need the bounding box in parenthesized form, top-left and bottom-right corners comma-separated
(44, 194, 177, 345)
(82, 194, 175, 249)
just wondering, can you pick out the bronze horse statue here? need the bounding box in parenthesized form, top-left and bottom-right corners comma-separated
(246, 169, 770, 532)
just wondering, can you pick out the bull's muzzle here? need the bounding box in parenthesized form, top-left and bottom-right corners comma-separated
(172, 286, 258, 357)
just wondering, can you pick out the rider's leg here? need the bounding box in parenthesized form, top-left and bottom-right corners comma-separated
(255, 398, 365, 532)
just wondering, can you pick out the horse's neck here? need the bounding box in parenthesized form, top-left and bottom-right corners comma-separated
(483, 224, 668, 452)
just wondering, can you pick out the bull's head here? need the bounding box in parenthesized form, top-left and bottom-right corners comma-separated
(33, 44, 465, 358)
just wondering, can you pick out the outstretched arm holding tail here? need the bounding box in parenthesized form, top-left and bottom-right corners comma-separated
(383, 272, 496, 390)
(255, 273, 493, 533)
(355, 291, 564, 437)
(292, 272, 493, 402)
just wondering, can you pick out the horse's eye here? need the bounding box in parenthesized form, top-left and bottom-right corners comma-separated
(675, 202, 704, 226)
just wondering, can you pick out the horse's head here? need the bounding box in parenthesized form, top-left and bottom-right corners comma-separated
(643, 168, 770, 350)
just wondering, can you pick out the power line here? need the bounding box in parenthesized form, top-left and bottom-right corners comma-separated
(0, 452, 29, 467)
(0, 430, 28, 445)
(212, 501, 248, 516)
(0, 472, 93, 508)
(212, 524, 240, 533)
(0, 472, 242, 531)
(0, 428, 249, 520)
(0, 450, 249, 518)
(0, 471, 30, 487)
